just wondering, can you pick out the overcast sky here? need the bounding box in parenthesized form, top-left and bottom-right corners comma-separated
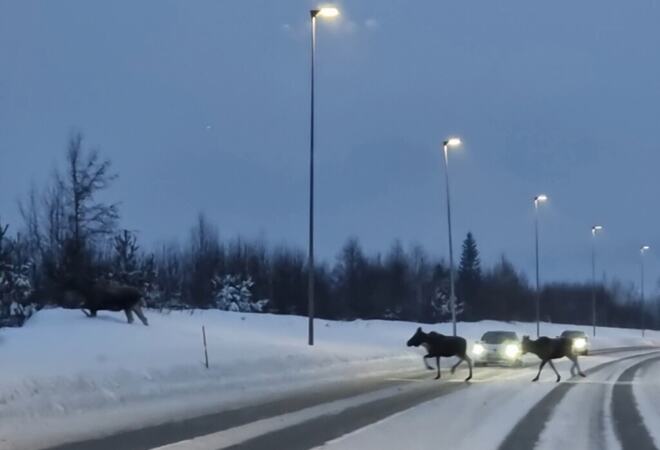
(1, 0, 660, 290)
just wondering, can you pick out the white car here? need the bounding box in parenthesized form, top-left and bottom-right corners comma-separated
(472, 331, 523, 366)
(560, 330, 590, 355)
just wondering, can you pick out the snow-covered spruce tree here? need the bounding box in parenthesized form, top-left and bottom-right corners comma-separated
(211, 274, 268, 312)
(431, 280, 464, 322)
(0, 222, 36, 326)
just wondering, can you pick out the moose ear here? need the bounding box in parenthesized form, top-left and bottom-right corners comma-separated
(417, 326, 422, 332)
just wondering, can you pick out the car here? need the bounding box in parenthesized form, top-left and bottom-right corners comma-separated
(560, 330, 590, 355)
(471, 331, 523, 366)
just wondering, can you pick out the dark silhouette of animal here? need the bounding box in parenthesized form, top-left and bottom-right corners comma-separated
(68, 282, 149, 326)
(406, 327, 473, 381)
(521, 336, 585, 382)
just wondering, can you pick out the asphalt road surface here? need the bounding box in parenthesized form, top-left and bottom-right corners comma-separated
(45, 347, 660, 450)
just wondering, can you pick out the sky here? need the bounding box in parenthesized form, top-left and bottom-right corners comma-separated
(1, 0, 660, 290)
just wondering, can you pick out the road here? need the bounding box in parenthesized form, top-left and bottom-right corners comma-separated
(45, 347, 660, 450)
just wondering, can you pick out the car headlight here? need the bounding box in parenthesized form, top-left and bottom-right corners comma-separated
(573, 338, 587, 350)
(504, 344, 521, 359)
(472, 343, 485, 356)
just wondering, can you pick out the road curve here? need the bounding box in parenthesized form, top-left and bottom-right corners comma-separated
(499, 351, 660, 450)
(43, 347, 658, 450)
(611, 356, 660, 450)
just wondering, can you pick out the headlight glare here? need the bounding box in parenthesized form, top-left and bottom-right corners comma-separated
(505, 344, 521, 359)
(573, 338, 587, 350)
(473, 343, 485, 356)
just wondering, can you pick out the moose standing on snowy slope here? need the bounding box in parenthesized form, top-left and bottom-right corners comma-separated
(521, 335, 585, 382)
(406, 327, 473, 381)
(67, 281, 149, 326)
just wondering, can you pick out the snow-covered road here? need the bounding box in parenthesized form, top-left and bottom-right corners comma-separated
(3, 309, 660, 450)
(40, 348, 660, 450)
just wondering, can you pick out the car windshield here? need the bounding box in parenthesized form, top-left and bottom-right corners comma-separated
(481, 332, 517, 344)
(561, 331, 586, 339)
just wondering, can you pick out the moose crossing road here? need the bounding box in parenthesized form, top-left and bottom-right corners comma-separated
(43, 346, 660, 450)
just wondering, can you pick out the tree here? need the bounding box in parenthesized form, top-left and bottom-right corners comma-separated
(185, 213, 221, 307)
(383, 240, 410, 319)
(19, 134, 119, 297)
(153, 241, 184, 309)
(112, 230, 140, 283)
(407, 244, 432, 321)
(479, 256, 532, 321)
(270, 246, 306, 315)
(0, 221, 36, 326)
(431, 262, 464, 322)
(211, 274, 268, 312)
(334, 237, 370, 319)
(63, 134, 119, 246)
(458, 232, 481, 319)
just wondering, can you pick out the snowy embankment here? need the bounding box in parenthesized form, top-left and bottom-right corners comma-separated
(0, 308, 659, 450)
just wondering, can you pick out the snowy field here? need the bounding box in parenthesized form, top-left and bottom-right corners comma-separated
(1, 308, 659, 450)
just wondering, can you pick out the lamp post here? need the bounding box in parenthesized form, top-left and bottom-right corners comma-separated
(534, 194, 548, 337)
(442, 137, 462, 336)
(307, 6, 339, 346)
(591, 225, 603, 337)
(640, 245, 650, 338)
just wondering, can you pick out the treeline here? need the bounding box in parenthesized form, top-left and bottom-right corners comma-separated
(0, 135, 656, 330)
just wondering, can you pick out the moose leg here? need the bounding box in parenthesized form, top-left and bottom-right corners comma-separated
(125, 308, 134, 324)
(82, 309, 92, 317)
(464, 355, 473, 382)
(423, 355, 434, 370)
(133, 305, 149, 326)
(532, 360, 547, 382)
(451, 358, 462, 374)
(435, 357, 441, 380)
(548, 360, 561, 382)
(569, 355, 586, 377)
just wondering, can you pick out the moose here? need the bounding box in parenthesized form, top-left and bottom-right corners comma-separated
(522, 335, 585, 382)
(66, 281, 149, 326)
(407, 327, 473, 381)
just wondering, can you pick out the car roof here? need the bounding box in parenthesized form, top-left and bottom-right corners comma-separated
(482, 330, 518, 336)
(561, 330, 586, 336)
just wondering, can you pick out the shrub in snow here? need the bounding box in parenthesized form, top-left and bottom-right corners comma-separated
(211, 274, 269, 313)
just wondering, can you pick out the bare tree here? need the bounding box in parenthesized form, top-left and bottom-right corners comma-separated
(17, 134, 120, 297)
(18, 184, 43, 259)
(63, 133, 119, 247)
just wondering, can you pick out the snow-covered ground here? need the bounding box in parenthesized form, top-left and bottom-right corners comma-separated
(1, 308, 659, 450)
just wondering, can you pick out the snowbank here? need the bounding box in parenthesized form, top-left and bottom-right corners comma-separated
(0, 308, 658, 449)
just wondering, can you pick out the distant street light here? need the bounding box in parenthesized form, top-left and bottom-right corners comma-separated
(307, 6, 339, 347)
(591, 225, 603, 337)
(640, 245, 651, 338)
(442, 137, 462, 336)
(316, 7, 339, 17)
(534, 194, 548, 337)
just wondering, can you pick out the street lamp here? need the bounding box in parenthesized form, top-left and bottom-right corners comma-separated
(640, 245, 650, 338)
(591, 225, 603, 337)
(442, 137, 462, 336)
(307, 6, 339, 346)
(533, 194, 548, 337)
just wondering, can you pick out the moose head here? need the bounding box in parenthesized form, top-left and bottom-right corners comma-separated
(521, 335, 532, 354)
(407, 327, 427, 347)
